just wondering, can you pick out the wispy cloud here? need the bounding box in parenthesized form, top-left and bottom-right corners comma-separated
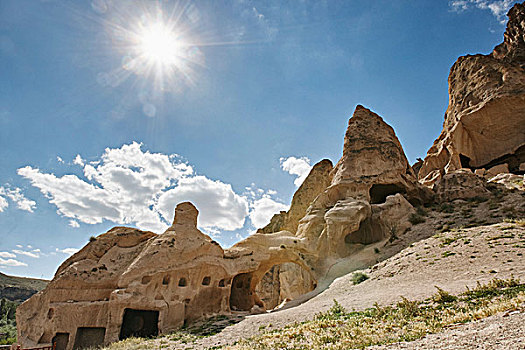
(12, 249, 40, 259)
(0, 252, 16, 258)
(69, 220, 80, 228)
(280, 156, 312, 187)
(0, 257, 27, 267)
(0, 186, 36, 212)
(0, 196, 7, 212)
(56, 247, 79, 256)
(450, 0, 518, 23)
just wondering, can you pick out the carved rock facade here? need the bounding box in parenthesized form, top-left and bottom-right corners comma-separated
(17, 106, 426, 350)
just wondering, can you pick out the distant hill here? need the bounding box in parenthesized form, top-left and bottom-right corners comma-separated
(0, 272, 48, 303)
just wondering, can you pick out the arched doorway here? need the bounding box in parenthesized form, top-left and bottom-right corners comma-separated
(229, 272, 256, 311)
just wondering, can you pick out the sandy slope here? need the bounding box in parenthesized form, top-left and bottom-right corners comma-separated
(168, 221, 524, 348)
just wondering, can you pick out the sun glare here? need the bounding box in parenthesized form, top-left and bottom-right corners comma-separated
(102, 2, 206, 97)
(138, 23, 182, 66)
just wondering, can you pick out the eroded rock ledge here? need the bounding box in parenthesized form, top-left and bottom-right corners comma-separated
(418, 2, 525, 185)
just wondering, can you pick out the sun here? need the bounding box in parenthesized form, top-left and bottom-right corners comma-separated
(137, 22, 182, 66)
(102, 2, 206, 96)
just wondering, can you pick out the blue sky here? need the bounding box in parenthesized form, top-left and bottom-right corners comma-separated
(0, 0, 519, 279)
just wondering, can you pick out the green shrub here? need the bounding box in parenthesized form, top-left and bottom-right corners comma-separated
(433, 287, 457, 303)
(351, 272, 369, 285)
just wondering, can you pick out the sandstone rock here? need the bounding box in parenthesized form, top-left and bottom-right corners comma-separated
(331, 105, 430, 205)
(16, 106, 428, 350)
(486, 163, 510, 177)
(419, 2, 525, 184)
(258, 159, 333, 234)
(434, 169, 491, 202)
(474, 168, 486, 177)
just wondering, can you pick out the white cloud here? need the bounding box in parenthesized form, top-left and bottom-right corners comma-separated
(0, 195, 7, 212)
(73, 154, 85, 166)
(19, 142, 250, 234)
(56, 247, 79, 255)
(157, 175, 249, 231)
(280, 156, 312, 187)
(450, 0, 517, 23)
(69, 220, 80, 228)
(0, 252, 16, 258)
(249, 195, 288, 228)
(0, 257, 27, 267)
(12, 249, 40, 258)
(0, 186, 36, 212)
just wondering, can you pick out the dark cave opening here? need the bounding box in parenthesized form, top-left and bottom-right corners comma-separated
(229, 273, 254, 311)
(52, 333, 69, 350)
(119, 309, 159, 340)
(459, 154, 471, 169)
(369, 184, 405, 204)
(73, 327, 105, 350)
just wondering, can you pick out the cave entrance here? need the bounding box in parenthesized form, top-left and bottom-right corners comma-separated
(119, 309, 159, 340)
(345, 217, 383, 245)
(369, 184, 405, 204)
(229, 272, 254, 311)
(72, 327, 105, 350)
(459, 154, 471, 169)
(478, 144, 525, 174)
(255, 263, 316, 310)
(52, 333, 69, 350)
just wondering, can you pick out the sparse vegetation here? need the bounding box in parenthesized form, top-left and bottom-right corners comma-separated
(432, 287, 457, 303)
(227, 278, 525, 350)
(441, 251, 456, 258)
(351, 272, 369, 285)
(0, 298, 17, 345)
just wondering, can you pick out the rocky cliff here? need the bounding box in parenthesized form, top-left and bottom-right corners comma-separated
(419, 2, 525, 185)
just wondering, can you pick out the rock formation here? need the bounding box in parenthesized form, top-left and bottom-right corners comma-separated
(419, 2, 525, 185)
(16, 105, 427, 350)
(18, 5, 525, 348)
(257, 159, 333, 234)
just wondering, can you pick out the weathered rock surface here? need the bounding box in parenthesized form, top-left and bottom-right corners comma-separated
(433, 169, 491, 202)
(258, 159, 333, 234)
(419, 2, 525, 184)
(17, 105, 426, 350)
(488, 172, 525, 190)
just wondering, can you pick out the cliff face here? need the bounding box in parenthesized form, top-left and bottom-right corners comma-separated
(419, 2, 525, 184)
